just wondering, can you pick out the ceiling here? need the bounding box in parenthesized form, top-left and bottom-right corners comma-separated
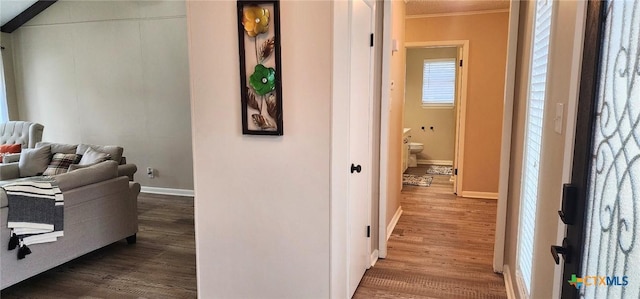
(405, 0, 510, 16)
(1, 0, 38, 26)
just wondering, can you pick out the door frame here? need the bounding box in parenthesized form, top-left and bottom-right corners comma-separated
(552, 0, 588, 297)
(404, 40, 470, 196)
(493, 0, 521, 273)
(559, 1, 605, 298)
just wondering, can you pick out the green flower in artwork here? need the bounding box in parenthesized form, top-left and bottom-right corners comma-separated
(249, 64, 276, 96)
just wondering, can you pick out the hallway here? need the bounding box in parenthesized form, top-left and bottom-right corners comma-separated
(354, 167, 507, 298)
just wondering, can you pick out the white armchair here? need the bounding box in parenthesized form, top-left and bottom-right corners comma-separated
(0, 121, 44, 148)
(0, 121, 44, 163)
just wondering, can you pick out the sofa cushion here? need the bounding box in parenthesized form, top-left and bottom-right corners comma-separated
(18, 146, 51, 177)
(0, 144, 22, 164)
(79, 147, 110, 165)
(36, 142, 78, 154)
(2, 153, 21, 164)
(76, 144, 123, 165)
(43, 153, 81, 176)
(0, 144, 21, 154)
(54, 160, 118, 192)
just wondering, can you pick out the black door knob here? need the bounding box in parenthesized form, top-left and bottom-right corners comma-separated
(351, 164, 362, 173)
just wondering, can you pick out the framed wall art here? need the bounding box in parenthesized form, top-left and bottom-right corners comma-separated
(237, 0, 283, 135)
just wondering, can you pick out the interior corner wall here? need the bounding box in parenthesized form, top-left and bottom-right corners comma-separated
(187, 0, 331, 298)
(386, 0, 406, 227)
(10, 1, 193, 190)
(404, 47, 457, 162)
(0, 32, 19, 120)
(505, 1, 585, 298)
(406, 12, 509, 193)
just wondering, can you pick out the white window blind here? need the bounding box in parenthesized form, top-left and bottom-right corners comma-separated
(517, 0, 553, 295)
(421, 58, 456, 106)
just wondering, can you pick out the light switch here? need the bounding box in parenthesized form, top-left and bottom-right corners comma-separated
(554, 103, 564, 134)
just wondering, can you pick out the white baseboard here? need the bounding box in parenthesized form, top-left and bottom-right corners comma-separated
(387, 206, 403, 240)
(140, 186, 194, 197)
(503, 265, 517, 299)
(417, 159, 453, 166)
(461, 191, 499, 200)
(370, 249, 379, 267)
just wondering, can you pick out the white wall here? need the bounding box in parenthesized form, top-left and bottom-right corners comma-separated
(10, 0, 193, 190)
(187, 0, 331, 297)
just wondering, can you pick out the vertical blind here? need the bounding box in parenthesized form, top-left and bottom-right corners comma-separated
(421, 58, 456, 105)
(517, 0, 553, 295)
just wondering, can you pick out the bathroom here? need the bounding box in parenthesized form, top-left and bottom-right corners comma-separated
(402, 46, 459, 187)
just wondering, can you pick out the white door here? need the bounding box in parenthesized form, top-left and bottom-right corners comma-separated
(348, 0, 374, 296)
(557, 1, 640, 298)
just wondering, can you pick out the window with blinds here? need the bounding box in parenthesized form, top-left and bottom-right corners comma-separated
(421, 58, 456, 107)
(516, 0, 553, 296)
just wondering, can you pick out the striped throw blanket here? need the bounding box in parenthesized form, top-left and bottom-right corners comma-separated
(3, 178, 63, 260)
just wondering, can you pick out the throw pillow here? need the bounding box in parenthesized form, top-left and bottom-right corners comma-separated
(19, 146, 52, 177)
(43, 153, 81, 176)
(78, 147, 111, 165)
(0, 144, 21, 154)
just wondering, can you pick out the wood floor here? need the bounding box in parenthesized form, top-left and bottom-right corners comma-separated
(1, 170, 505, 298)
(354, 166, 507, 299)
(1, 193, 197, 299)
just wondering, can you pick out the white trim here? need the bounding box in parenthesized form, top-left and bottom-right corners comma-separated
(421, 104, 454, 109)
(552, 2, 588, 298)
(140, 186, 194, 197)
(503, 265, 518, 299)
(417, 159, 453, 166)
(386, 206, 403, 240)
(406, 9, 510, 20)
(370, 249, 379, 267)
(516, 267, 530, 299)
(494, 0, 520, 273)
(404, 40, 469, 197)
(330, 0, 351, 297)
(377, 0, 392, 260)
(460, 191, 499, 200)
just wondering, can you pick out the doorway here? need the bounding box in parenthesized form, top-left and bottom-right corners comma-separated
(403, 41, 469, 195)
(376, 0, 518, 277)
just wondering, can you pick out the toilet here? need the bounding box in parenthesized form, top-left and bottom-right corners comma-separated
(408, 142, 424, 167)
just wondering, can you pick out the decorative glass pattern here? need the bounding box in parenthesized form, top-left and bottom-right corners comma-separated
(581, 1, 640, 298)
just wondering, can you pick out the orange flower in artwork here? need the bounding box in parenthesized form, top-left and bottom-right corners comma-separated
(242, 6, 270, 37)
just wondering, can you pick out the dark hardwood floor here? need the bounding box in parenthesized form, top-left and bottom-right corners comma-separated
(1, 193, 197, 299)
(354, 166, 507, 299)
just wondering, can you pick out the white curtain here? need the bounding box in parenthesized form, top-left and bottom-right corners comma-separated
(0, 50, 10, 123)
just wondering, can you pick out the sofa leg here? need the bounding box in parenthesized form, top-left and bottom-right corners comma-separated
(126, 234, 137, 244)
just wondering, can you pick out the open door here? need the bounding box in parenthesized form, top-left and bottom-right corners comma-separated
(554, 1, 640, 298)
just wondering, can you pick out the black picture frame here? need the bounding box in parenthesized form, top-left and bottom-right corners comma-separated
(237, 0, 283, 136)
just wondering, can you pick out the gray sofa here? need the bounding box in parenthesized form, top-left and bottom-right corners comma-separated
(0, 144, 140, 289)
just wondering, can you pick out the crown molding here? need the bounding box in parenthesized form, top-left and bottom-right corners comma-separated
(406, 8, 509, 19)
